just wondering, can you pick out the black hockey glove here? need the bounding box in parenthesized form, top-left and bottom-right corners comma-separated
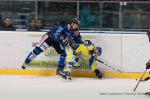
(146, 61, 150, 69)
(63, 38, 69, 46)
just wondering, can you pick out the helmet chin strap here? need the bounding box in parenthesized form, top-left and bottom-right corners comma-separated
(71, 23, 79, 30)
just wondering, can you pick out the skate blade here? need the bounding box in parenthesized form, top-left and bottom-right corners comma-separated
(56, 75, 72, 82)
(61, 78, 72, 82)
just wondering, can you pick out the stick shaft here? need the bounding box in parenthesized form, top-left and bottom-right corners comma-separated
(96, 59, 122, 73)
(133, 69, 147, 91)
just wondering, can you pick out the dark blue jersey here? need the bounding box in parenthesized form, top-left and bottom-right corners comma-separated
(70, 30, 82, 44)
(46, 24, 82, 49)
(47, 25, 70, 42)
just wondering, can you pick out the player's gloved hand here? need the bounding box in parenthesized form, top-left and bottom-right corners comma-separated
(63, 38, 69, 46)
(146, 61, 150, 69)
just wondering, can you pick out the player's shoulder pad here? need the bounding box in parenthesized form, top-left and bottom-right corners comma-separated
(67, 24, 71, 30)
(57, 26, 63, 31)
(62, 24, 70, 32)
(52, 26, 63, 33)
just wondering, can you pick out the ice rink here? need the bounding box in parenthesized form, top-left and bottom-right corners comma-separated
(0, 75, 150, 99)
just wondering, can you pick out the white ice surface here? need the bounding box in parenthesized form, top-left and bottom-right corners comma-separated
(0, 75, 149, 99)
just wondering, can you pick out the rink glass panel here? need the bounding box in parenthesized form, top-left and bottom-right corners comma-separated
(0, 1, 150, 30)
(37, 2, 77, 27)
(101, 2, 119, 29)
(122, 2, 150, 29)
(0, 1, 35, 29)
(79, 2, 100, 29)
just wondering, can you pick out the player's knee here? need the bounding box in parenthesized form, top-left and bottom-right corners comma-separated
(33, 46, 42, 55)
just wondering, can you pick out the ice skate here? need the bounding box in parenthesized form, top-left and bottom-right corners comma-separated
(22, 62, 29, 70)
(94, 69, 103, 79)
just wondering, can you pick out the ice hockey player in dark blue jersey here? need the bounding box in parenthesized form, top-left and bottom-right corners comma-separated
(56, 18, 83, 79)
(22, 18, 80, 70)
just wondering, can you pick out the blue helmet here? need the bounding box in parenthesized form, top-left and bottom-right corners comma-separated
(71, 18, 80, 25)
(96, 47, 102, 56)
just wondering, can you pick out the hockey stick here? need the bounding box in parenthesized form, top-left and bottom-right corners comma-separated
(133, 69, 148, 91)
(96, 58, 122, 73)
(136, 77, 150, 82)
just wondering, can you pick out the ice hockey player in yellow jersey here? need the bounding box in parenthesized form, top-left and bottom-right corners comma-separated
(64, 40, 103, 80)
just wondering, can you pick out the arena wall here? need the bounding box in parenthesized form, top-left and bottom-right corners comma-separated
(0, 31, 149, 79)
